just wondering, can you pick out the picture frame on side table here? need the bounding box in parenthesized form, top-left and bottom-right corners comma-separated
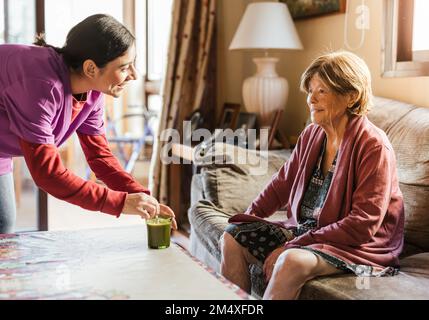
(218, 103, 241, 130)
(235, 112, 257, 131)
(234, 112, 258, 149)
(268, 109, 283, 149)
(259, 109, 290, 150)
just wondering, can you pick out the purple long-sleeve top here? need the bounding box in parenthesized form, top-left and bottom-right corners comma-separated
(0, 44, 105, 175)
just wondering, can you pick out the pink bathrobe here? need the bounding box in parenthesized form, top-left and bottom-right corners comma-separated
(231, 114, 405, 268)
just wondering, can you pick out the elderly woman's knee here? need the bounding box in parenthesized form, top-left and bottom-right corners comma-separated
(275, 249, 318, 277)
(220, 232, 237, 252)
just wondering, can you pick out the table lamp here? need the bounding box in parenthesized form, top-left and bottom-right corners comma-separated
(229, 2, 303, 126)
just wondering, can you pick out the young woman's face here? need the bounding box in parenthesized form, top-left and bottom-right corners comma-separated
(94, 45, 137, 98)
(306, 73, 351, 128)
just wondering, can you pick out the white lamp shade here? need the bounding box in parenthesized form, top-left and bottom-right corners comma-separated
(229, 2, 303, 50)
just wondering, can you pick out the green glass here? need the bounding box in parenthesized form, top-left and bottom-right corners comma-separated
(147, 217, 172, 249)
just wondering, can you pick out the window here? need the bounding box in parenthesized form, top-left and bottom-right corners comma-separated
(412, 0, 429, 61)
(44, 0, 123, 46)
(0, 0, 36, 44)
(382, 0, 429, 77)
(137, 0, 173, 132)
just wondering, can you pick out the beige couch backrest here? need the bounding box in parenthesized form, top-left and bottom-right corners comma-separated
(368, 96, 429, 252)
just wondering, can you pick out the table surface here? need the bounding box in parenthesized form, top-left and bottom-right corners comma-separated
(0, 225, 249, 300)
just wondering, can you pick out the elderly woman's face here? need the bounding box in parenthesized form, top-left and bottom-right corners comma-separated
(307, 73, 351, 127)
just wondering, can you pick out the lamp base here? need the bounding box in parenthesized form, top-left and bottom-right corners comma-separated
(243, 57, 288, 126)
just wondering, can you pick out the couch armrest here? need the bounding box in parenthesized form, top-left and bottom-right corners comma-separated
(188, 200, 232, 263)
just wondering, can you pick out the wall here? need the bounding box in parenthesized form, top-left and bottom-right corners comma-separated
(217, 0, 429, 138)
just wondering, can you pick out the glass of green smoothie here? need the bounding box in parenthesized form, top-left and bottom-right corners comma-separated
(146, 217, 172, 249)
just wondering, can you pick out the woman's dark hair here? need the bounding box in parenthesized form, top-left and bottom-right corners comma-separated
(34, 14, 135, 71)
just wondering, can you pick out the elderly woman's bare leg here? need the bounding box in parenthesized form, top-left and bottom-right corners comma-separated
(220, 232, 260, 293)
(263, 248, 343, 300)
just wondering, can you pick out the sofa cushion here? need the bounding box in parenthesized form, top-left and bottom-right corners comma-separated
(243, 253, 429, 300)
(197, 144, 291, 215)
(398, 184, 429, 252)
(400, 252, 429, 275)
(298, 253, 429, 300)
(369, 97, 416, 133)
(369, 97, 429, 251)
(386, 107, 429, 185)
(299, 272, 429, 300)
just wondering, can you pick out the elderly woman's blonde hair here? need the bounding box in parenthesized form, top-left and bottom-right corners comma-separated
(300, 51, 373, 116)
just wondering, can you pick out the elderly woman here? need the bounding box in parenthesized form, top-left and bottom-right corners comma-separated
(220, 51, 404, 300)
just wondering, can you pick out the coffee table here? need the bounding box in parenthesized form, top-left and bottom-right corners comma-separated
(0, 225, 249, 300)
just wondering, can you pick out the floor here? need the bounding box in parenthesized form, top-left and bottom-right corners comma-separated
(13, 144, 190, 250)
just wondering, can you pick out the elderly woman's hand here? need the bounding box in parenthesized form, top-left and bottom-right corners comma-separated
(263, 246, 287, 283)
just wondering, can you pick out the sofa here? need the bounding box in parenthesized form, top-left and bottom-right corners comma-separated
(188, 96, 429, 299)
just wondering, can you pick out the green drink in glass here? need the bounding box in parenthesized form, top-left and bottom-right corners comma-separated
(147, 217, 172, 249)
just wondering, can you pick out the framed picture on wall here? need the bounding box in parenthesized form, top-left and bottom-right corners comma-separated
(280, 0, 346, 20)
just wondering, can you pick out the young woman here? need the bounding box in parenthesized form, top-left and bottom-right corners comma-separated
(0, 14, 176, 233)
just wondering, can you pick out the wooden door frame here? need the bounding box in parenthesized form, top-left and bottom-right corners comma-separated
(36, 0, 48, 231)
